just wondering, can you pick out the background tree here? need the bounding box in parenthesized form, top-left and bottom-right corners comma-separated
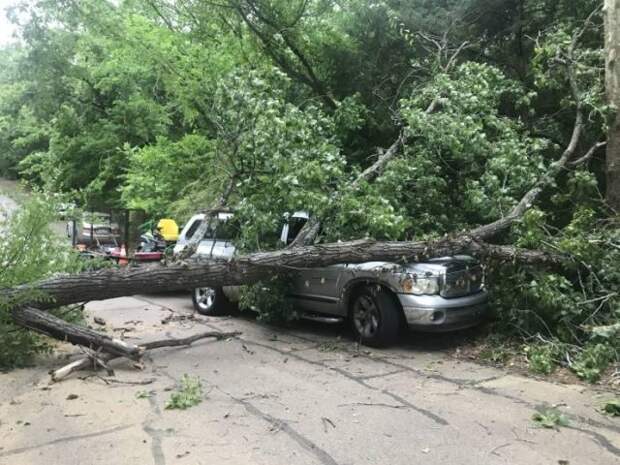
(605, 0, 620, 210)
(0, 0, 618, 380)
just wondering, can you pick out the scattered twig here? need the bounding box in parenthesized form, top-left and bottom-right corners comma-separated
(338, 402, 407, 409)
(321, 416, 336, 432)
(95, 376, 156, 385)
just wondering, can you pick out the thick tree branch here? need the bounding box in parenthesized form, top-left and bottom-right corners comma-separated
(11, 307, 143, 359)
(233, 0, 337, 109)
(471, 25, 588, 240)
(569, 141, 607, 166)
(350, 132, 406, 189)
(4, 237, 567, 313)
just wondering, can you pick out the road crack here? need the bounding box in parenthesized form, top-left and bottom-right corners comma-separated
(218, 388, 340, 465)
(228, 335, 450, 427)
(0, 424, 134, 459)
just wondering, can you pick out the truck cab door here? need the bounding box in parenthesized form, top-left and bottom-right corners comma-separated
(292, 265, 344, 314)
(280, 213, 344, 315)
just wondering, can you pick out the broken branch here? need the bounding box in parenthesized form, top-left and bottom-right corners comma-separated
(50, 330, 241, 382)
(12, 306, 143, 359)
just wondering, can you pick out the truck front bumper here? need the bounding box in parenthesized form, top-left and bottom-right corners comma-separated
(397, 290, 489, 331)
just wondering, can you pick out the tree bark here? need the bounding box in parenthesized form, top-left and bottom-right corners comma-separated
(5, 237, 566, 312)
(605, 0, 620, 211)
(11, 307, 143, 359)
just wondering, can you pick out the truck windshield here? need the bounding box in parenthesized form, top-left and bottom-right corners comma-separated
(207, 219, 236, 241)
(185, 219, 236, 241)
(286, 217, 308, 244)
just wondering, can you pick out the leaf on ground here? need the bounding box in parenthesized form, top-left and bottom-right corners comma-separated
(165, 375, 203, 410)
(135, 390, 152, 399)
(532, 407, 569, 429)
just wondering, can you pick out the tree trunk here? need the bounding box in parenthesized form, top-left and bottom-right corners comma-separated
(6, 237, 565, 312)
(606, 0, 620, 211)
(11, 307, 143, 359)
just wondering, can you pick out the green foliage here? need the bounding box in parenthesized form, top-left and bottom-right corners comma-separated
(532, 24, 608, 128)
(492, 208, 619, 380)
(0, 0, 616, 381)
(0, 196, 82, 369)
(135, 390, 152, 399)
(571, 343, 616, 383)
(239, 277, 297, 323)
(532, 407, 570, 429)
(165, 374, 203, 410)
(325, 63, 548, 241)
(121, 135, 215, 216)
(208, 68, 346, 251)
(525, 343, 562, 375)
(601, 399, 620, 417)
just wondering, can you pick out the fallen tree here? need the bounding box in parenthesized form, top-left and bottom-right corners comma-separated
(4, 232, 571, 381)
(3, 223, 573, 381)
(2, 16, 603, 381)
(9, 236, 568, 311)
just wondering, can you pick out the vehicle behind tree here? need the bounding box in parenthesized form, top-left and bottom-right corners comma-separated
(66, 211, 120, 248)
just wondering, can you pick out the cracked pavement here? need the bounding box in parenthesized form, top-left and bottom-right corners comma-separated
(0, 293, 618, 465)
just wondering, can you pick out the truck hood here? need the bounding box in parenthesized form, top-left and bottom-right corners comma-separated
(346, 256, 477, 276)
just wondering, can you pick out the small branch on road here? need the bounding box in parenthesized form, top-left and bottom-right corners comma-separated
(50, 330, 242, 382)
(337, 402, 407, 409)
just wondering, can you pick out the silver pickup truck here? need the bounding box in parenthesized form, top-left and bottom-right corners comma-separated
(174, 212, 488, 346)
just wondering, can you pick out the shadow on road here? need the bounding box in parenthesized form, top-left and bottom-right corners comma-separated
(144, 290, 489, 353)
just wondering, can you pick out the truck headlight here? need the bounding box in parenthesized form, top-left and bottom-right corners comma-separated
(401, 274, 440, 295)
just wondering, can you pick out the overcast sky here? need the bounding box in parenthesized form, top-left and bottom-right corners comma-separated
(0, 0, 19, 46)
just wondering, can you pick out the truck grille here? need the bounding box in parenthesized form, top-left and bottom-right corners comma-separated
(440, 263, 484, 298)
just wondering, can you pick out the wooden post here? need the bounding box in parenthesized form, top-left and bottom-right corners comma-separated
(71, 218, 77, 247)
(126, 209, 145, 260)
(90, 208, 94, 244)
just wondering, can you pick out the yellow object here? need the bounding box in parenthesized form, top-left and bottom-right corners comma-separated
(157, 218, 179, 241)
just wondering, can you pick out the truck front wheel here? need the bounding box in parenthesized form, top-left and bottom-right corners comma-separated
(350, 287, 402, 347)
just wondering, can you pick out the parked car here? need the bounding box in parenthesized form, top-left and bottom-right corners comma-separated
(67, 212, 121, 246)
(175, 211, 488, 347)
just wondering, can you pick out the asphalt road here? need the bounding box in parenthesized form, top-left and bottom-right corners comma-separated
(0, 293, 618, 465)
(0, 178, 67, 237)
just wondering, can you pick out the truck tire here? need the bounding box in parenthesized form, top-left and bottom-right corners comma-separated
(350, 286, 402, 347)
(192, 287, 235, 316)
